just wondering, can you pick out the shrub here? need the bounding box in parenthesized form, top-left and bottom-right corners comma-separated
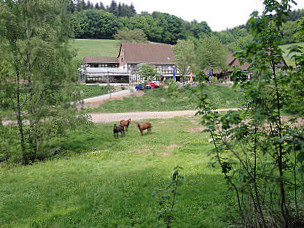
(210, 76, 218, 84)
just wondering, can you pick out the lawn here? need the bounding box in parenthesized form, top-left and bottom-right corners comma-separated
(0, 117, 237, 227)
(71, 39, 121, 62)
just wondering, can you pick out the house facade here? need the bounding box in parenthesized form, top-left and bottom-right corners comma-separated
(80, 43, 177, 84)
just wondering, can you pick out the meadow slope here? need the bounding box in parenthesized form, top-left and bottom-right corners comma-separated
(0, 117, 236, 227)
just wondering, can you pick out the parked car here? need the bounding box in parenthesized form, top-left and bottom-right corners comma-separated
(135, 84, 143, 90)
(149, 81, 160, 88)
(135, 84, 151, 90)
(154, 81, 160, 88)
(149, 82, 156, 88)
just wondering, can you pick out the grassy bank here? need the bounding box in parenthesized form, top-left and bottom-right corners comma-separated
(71, 39, 121, 62)
(76, 84, 110, 99)
(85, 84, 241, 113)
(0, 117, 236, 227)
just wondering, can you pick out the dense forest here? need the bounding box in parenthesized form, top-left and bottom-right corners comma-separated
(69, 0, 304, 47)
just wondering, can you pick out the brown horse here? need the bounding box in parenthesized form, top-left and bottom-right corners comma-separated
(136, 122, 152, 136)
(120, 118, 131, 132)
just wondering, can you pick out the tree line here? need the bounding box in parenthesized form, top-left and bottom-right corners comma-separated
(216, 8, 304, 51)
(70, 0, 211, 44)
(69, 0, 304, 46)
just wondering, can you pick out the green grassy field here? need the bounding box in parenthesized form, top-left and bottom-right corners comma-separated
(0, 117, 236, 227)
(71, 39, 121, 62)
(84, 85, 241, 113)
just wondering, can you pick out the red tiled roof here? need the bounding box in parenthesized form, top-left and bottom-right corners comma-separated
(82, 56, 118, 64)
(120, 43, 175, 64)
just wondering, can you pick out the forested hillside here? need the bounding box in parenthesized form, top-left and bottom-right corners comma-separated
(69, 0, 304, 48)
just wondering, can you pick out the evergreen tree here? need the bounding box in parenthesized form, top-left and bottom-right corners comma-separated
(99, 1, 105, 10)
(108, 0, 118, 16)
(130, 3, 136, 15)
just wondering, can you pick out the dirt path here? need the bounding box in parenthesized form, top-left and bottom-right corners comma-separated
(88, 109, 239, 123)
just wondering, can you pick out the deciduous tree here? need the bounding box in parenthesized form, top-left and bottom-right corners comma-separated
(197, 35, 227, 72)
(197, 0, 304, 226)
(114, 28, 147, 43)
(0, 0, 87, 164)
(138, 63, 160, 82)
(173, 39, 197, 81)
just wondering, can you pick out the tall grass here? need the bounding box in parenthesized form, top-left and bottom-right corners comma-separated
(0, 117, 236, 227)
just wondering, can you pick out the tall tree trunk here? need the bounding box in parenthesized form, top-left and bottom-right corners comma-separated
(16, 69, 27, 165)
(272, 62, 289, 227)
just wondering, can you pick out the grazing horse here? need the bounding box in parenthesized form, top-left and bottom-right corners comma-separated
(136, 122, 152, 136)
(120, 118, 131, 132)
(113, 124, 125, 138)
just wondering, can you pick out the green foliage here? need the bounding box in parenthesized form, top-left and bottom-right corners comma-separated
(153, 166, 184, 227)
(281, 20, 298, 44)
(70, 8, 211, 44)
(197, 1, 304, 226)
(138, 63, 160, 82)
(173, 40, 197, 80)
(197, 35, 228, 72)
(295, 16, 304, 42)
(210, 76, 218, 84)
(167, 79, 179, 97)
(71, 9, 121, 39)
(187, 20, 212, 39)
(76, 84, 109, 99)
(286, 45, 304, 115)
(0, 0, 88, 165)
(114, 28, 148, 43)
(280, 42, 304, 66)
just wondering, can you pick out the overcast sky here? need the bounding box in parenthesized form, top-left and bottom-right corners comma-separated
(88, 0, 304, 31)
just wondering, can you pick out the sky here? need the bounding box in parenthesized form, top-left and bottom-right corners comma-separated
(88, 0, 304, 31)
